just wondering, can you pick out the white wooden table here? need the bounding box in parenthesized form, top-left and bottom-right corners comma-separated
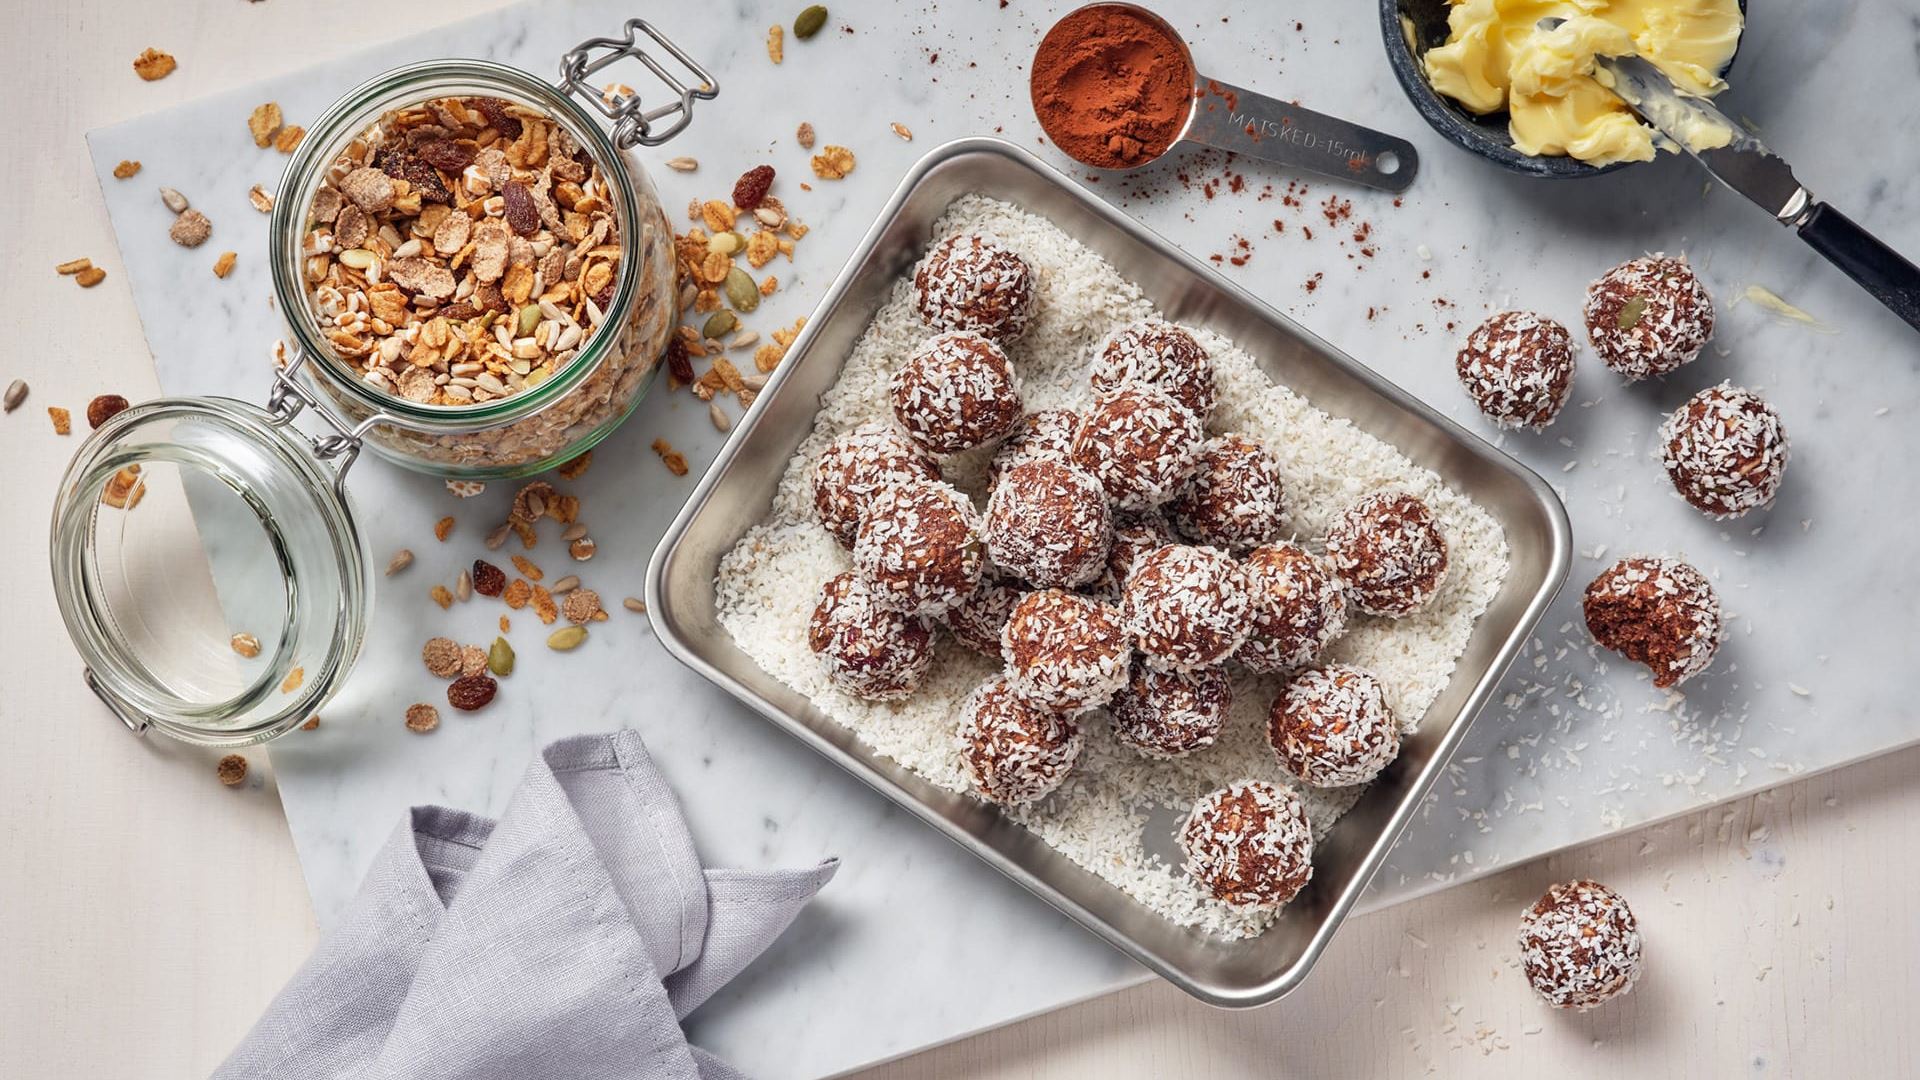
(3, 2, 1914, 1076)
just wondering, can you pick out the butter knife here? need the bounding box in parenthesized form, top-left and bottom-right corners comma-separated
(1553, 22, 1920, 332)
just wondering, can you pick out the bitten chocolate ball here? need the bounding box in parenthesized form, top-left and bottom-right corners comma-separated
(1168, 434, 1286, 552)
(1455, 311, 1577, 429)
(1071, 383, 1203, 511)
(808, 572, 933, 701)
(889, 331, 1024, 455)
(1237, 543, 1348, 674)
(852, 478, 984, 616)
(1583, 556, 1721, 688)
(811, 423, 941, 548)
(1324, 491, 1450, 617)
(1123, 544, 1253, 672)
(913, 233, 1036, 341)
(1658, 382, 1789, 518)
(1268, 665, 1399, 788)
(1517, 880, 1644, 1011)
(989, 408, 1083, 486)
(1180, 780, 1314, 909)
(1583, 254, 1713, 380)
(943, 572, 1027, 656)
(1090, 318, 1216, 423)
(957, 676, 1083, 806)
(985, 460, 1112, 589)
(1108, 661, 1232, 760)
(1001, 589, 1132, 713)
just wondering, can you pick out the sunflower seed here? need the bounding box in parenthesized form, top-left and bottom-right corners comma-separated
(623, 596, 648, 614)
(455, 569, 473, 601)
(550, 574, 581, 594)
(2, 379, 26, 413)
(729, 330, 760, 350)
(709, 401, 732, 432)
(665, 156, 698, 172)
(561, 522, 589, 542)
(484, 522, 512, 550)
(159, 186, 189, 213)
(385, 549, 414, 576)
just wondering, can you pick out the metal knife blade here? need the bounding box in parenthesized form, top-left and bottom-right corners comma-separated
(1593, 51, 1812, 225)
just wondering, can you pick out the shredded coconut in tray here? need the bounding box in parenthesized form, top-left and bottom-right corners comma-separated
(716, 195, 1510, 938)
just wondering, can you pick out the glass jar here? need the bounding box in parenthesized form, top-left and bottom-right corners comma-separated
(50, 21, 714, 746)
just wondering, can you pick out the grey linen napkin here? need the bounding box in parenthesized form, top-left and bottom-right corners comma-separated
(216, 730, 838, 1080)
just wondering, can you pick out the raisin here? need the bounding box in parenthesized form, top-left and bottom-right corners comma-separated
(502, 180, 539, 237)
(374, 147, 451, 205)
(591, 278, 616, 311)
(416, 138, 475, 174)
(665, 337, 695, 384)
(446, 674, 497, 711)
(86, 394, 130, 429)
(732, 165, 775, 210)
(471, 97, 523, 140)
(438, 302, 479, 321)
(471, 559, 507, 597)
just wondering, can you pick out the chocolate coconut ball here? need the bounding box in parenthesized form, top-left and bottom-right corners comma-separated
(957, 676, 1083, 806)
(985, 459, 1112, 589)
(1268, 665, 1400, 788)
(1324, 491, 1450, 618)
(1085, 513, 1177, 600)
(889, 331, 1024, 455)
(1123, 544, 1254, 672)
(811, 423, 941, 548)
(989, 407, 1083, 487)
(852, 478, 984, 616)
(1001, 589, 1132, 714)
(913, 233, 1036, 341)
(1455, 311, 1577, 430)
(1090, 318, 1216, 423)
(808, 572, 934, 701)
(942, 572, 1027, 656)
(1658, 382, 1789, 518)
(1168, 434, 1286, 552)
(1180, 780, 1314, 909)
(1583, 254, 1714, 380)
(1582, 556, 1721, 688)
(1237, 543, 1348, 674)
(1517, 880, 1644, 1011)
(1108, 662, 1232, 760)
(1070, 383, 1203, 511)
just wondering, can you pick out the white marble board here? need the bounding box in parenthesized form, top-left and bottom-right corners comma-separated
(84, 1, 1920, 1076)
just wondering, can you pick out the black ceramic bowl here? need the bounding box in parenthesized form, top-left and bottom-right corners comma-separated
(1381, 0, 1745, 178)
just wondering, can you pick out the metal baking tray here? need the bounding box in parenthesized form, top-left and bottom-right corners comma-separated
(646, 137, 1570, 1007)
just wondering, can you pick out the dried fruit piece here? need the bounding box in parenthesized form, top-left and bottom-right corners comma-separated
(733, 165, 775, 210)
(652, 438, 689, 476)
(217, 755, 248, 786)
(212, 251, 237, 279)
(170, 210, 212, 248)
(794, 4, 829, 39)
(446, 674, 498, 711)
(471, 559, 507, 597)
(796, 122, 816, 149)
(405, 703, 441, 732)
(472, 97, 523, 140)
(810, 145, 855, 180)
(434, 515, 455, 542)
(374, 147, 448, 204)
(248, 102, 283, 147)
(86, 395, 130, 428)
(487, 636, 515, 676)
(76, 267, 107, 288)
(547, 626, 588, 651)
(133, 48, 177, 81)
(416, 138, 475, 173)
(301, 715, 321, 731)
(113, 160, 141, 179)
(231, 633, 262, 658)
(502, 180, 539, 236)
(48, 407, 71, 435)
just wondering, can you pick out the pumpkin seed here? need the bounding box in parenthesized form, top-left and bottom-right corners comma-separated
(547, 626, 588, 651)
(702, 310, 739, 340)
(1616, 295, 1648, 330)
(518, 304, 541, 336)
(794, 4, 828, 39)
(724, 266, 760, 312)
(487, 636, 515, 676)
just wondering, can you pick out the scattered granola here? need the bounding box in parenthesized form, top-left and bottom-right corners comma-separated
(113, 160, 141, 179)
(76, 267, 107, 288)
(532, 584, 559, 624)
(48, 407, 71, 435)
(459, 644, 488, 677)
(569, 537, 597, 561)
(248, 185, 275, 213)
(87, 395, 130, 428)
(101, 466, 144, 509)
(170, 210, 212, 248)
(405, 703, 441, 732)
(503, 578, 533, 609)
(56, 258, 93, 276)
(249, 102, 284, 147)
(281, 666, 305, 693)
(891, 122, 914, 141)
(274, 126, 305, 153)
(510, 553, 543, 581)
(386, 548, 414, 576)
(231, 632, 262, 658)
(430, 584, 455, 609)
(796, 122, 816, 149)
(213, 251, 238, 278)
(767, 23, 785, 64)
(434, 515, 456, 541)
(557, 451, 592, 480)
(301, 715, 321, 731)
(562, 588, 602, 624)
(423, 636, 462, 677)
(652, 438, 689, 476)
(446, 478, 486, 498)
(810, 145, 855, 179)
(133, 48, 177, 81)
(216, 754, 248, 786)
(3, 380, 25, 413)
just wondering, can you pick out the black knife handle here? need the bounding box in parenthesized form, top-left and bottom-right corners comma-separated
(1796, 202, 1920, 332)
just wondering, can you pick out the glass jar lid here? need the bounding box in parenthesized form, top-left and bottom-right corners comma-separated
(50, 383, 372, 746)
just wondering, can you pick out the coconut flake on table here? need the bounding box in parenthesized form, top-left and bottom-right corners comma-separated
(716, 195, 1510, 939)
